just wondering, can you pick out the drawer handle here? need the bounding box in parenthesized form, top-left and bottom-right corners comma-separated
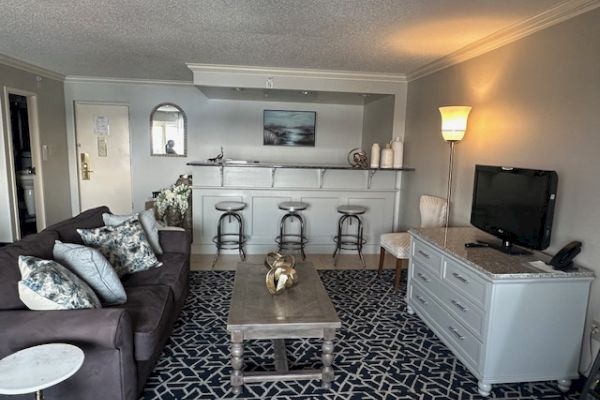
(417, 272, 430, 283)
(452, 272, 469, 284)
(415, 295, 428, 306)
(448, 326, 465, 341)
(417, 250, 430, 259)
(451, 299, 468, 312)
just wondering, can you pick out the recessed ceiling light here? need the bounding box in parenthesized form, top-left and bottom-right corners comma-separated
(300, 91, 310, 95)
(234, 87, 244, 92)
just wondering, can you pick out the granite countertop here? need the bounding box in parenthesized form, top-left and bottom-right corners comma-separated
(187, 160, 414, 171)
(409, 227, 595, 280)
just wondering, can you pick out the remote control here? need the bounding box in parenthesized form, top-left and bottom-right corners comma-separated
(465, 242, 489, 248)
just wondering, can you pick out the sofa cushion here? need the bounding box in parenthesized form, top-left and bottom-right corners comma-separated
(53, 241, 127, 305)
(0, 230, 59, 310)
(45, 206, 110, 244)
(18, 256, 102, 310)
(78, 218, 161, 277)
(103, 209, 163, 255)
(122, 252, 188, 306)
(116, 285, 173, 361)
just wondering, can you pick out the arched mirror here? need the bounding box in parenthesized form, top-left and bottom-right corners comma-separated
(150, 103, 187, 157)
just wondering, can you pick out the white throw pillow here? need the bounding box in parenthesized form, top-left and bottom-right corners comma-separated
(103, 209, 163, 255)
(18, 256, 102, 310)
(53, 241, 127, 305)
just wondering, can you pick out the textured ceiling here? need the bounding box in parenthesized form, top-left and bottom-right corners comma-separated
(0, 0, 564, 81)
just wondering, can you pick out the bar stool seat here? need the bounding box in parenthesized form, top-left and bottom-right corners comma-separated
(336, 205, 367, 215)
(215, 201, 246, 212)
(278, 201, 309, 212)
(333, 205, 367, 267)
(212, 201, 247, 268)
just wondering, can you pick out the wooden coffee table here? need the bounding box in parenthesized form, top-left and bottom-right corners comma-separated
(227, 262, 341, 394)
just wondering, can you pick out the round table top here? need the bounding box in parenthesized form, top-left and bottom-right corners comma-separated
(0, 343, 84, 395)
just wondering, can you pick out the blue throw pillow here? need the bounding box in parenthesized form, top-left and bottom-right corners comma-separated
(53, 241, 127, 305)
(18, 256, 101, 310)
(103, 209, 163, 255)
(77, 217, 161, 277)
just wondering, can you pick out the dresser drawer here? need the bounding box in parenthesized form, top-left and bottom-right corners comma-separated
(435, 281, 485, 338)
(412, 240, 442, 276)
(410, 282, 481, 368)
(411, 259, 439, 293)
(443, 258, 487, 307)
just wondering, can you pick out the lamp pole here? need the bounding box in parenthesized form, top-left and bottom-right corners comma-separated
(445, 141, 456, 228)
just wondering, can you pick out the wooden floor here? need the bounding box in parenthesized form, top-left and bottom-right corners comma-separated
(190, 252, 405, 271)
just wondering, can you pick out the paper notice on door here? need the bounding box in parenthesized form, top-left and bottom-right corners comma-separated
(94, 115, 109, 135)
(97, 136, 107, 157)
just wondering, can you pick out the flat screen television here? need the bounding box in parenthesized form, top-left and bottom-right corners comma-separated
(470, 165, 558, 254)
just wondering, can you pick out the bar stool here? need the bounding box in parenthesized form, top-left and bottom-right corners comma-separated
(212, 201, 247, 268)
(333, 205, 368, 268)
(275, 201, 309, 260)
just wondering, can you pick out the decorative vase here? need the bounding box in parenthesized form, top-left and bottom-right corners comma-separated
(381, 144, 394, 168)
(370, 143, 380, 168)
(391, 137, 404, 168)
(164, 206, 184, 227)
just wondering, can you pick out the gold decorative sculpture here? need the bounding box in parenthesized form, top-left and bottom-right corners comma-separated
(264, 252, 298, 295)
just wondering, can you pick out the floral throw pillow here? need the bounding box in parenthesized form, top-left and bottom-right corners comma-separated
(18, 256, 101, 310)
(77, 217, 161, 277)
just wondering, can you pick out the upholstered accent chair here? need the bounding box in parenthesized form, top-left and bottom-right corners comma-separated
(378, 195, 447, 289)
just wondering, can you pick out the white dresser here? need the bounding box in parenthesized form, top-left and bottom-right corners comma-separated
(406, 227, 594, 396)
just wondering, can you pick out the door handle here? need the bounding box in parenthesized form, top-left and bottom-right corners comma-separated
(80, 153, 94, 180)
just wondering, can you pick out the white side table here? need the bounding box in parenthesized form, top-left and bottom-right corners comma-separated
(0, 343, 84, 400)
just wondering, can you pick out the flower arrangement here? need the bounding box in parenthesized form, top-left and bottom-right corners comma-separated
(155, 183, 191, 220)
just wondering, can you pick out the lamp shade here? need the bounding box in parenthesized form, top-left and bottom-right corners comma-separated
(439, 106, 472, 142)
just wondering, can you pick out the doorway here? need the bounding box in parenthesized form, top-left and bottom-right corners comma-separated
(3, 89, 46, 240)
(8, 94, 36, 235)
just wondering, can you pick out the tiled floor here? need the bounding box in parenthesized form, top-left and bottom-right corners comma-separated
(190, 252, 405, 271)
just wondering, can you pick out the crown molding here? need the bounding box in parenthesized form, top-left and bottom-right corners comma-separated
(0, 54, 65, 82)
(65, 75, 193, 86)
(187, 63, 407, 84)
(407, 0, 600, 82)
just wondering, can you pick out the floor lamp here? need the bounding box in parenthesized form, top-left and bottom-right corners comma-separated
(438, 106, 472, 228)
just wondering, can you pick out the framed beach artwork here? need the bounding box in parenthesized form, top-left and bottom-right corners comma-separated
(263, 110, 316, 147)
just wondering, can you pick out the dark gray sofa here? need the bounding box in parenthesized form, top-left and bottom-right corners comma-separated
(0, 206, 190, 400)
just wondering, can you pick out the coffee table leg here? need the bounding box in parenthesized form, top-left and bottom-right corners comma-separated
(36, 390, 44, 400)
(231, 330, 244, 395)
(321, 329, 335, 389)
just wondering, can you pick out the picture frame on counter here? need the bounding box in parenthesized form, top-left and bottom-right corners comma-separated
(263, 110, 316, 147)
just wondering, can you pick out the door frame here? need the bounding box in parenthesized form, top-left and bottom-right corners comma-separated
(72, 101, 133, 214)
(2, 86, 47, 238)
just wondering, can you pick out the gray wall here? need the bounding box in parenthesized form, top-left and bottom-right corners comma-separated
(403, 8, 600, 371)
(64, 81, 365, 212)
(361, 95, 395, 153)
(0, 63, 71, 240)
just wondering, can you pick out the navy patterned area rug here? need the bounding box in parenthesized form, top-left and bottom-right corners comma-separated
(142, 270, 580, 399)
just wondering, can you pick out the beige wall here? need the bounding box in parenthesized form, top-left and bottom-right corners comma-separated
(0, 63, 72, 238)
(403, 8, 600, 371)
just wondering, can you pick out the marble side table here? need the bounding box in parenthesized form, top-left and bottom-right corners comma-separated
(0, 343, 84, 399)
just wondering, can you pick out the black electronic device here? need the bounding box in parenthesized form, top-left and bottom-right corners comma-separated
(549, 241, 582, 270)
(464, 242, 489, 248)
(470, 165, 558, 255)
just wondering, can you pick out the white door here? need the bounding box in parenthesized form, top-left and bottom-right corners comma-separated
(74, 103, 133, 214)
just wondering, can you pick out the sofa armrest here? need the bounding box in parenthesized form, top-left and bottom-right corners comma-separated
(159, 229, 191, 255)
(0, 308, 132, 355)
(0, 308, 138, 400)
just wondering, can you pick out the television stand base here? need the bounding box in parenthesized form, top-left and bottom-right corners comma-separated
(476, 239, 532, 256)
